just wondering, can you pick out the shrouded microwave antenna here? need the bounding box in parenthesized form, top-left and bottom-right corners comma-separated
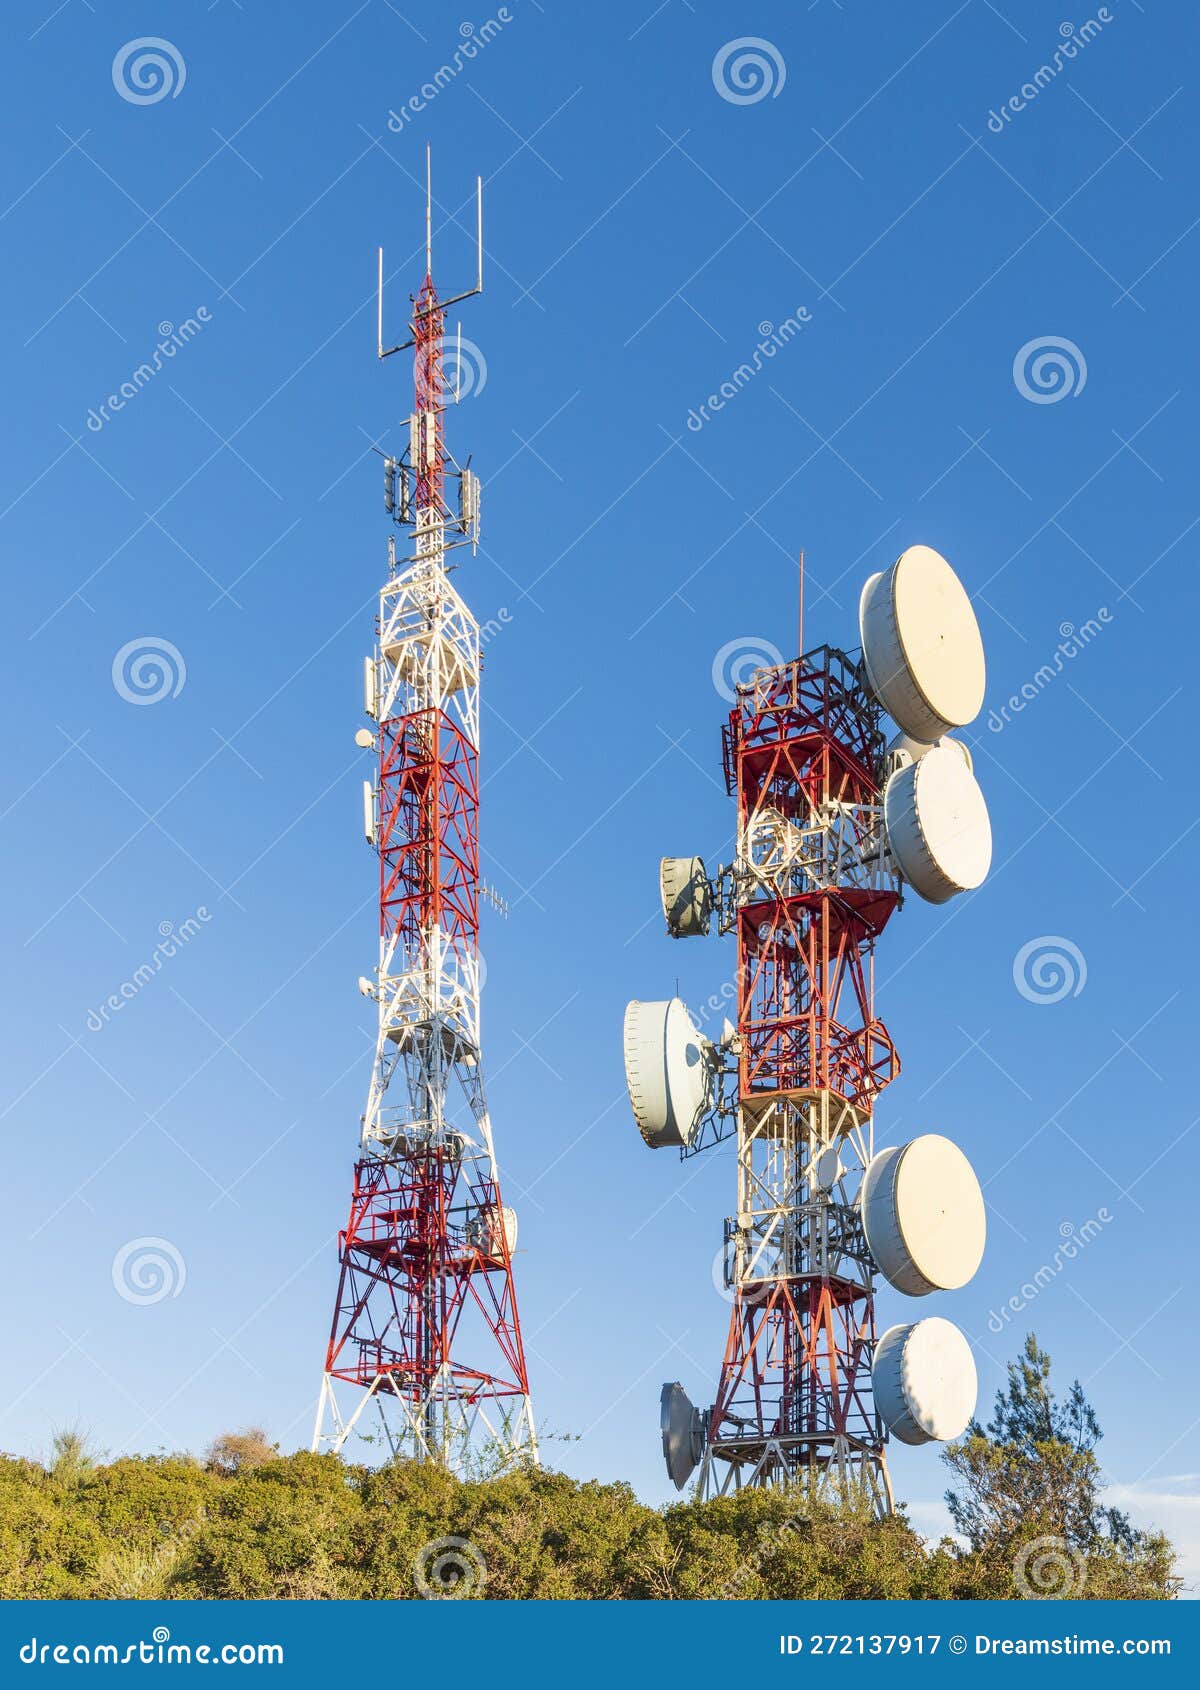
(859, 545, 986, 743)
(661, 1382, 707, 1490)
(861, 1134, 986, 1296)
(883, 742, 992, 903)
(623, 998, 718, 1150)
(872, 1317, 977, 1446)
(660, 855, 713, 938)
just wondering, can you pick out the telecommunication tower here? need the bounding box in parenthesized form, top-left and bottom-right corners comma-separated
(313, 156, 536, 1471)
(626, 547, 992, 1508)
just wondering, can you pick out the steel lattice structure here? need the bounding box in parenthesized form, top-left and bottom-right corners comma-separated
(699, 647, 901, 1508)
(312, 170, 536, 1471)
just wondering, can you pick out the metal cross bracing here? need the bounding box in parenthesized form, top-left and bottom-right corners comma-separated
(312, 164, 536, 1472)
(698, 646, 900, 1510)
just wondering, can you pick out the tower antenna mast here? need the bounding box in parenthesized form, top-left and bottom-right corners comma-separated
(627, 544, 992, 1507)
(314, 156, 536, 1472)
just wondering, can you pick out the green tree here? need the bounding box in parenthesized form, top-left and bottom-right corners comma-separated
(943, 1333, 1178, 1599)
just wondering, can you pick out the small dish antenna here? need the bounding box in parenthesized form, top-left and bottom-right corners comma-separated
(813, 1145, 843, 1192)
(467, 1205, 517, 1258)
(659, 855, 713, 939)
(860, 546, 985, 743)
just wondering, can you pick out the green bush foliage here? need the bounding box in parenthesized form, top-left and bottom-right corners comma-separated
(0, 1340, 1177, 1601)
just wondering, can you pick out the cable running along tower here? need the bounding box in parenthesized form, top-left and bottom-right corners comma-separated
(313, 159, 536, 1470)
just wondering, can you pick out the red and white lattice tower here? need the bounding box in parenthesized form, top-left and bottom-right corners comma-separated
(632, 545, 992, 1510)
(700, 647, 899, 1507)
(313, 160, 536, 1470)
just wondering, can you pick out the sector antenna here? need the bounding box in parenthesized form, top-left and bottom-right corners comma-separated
(623, 545, 994, 1509)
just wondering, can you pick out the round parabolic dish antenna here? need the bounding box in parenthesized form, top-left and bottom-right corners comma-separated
(884, 743, 992, 904)
(860, 546, 986, 743)
(661, 1382, 705, 1490)
(873, 1318, 977, 1446)
(623, 998, 714, 1150)
(660, 855, 712, 938)
(862, 1135, 985, 1296)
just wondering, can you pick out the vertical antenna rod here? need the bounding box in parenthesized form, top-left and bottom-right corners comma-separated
(797, 548, 805, 658)
(425, 144, 433, 278)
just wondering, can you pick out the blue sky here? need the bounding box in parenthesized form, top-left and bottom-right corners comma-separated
(2, 0, 1198, 1585)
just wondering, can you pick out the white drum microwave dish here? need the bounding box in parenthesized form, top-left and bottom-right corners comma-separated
(623, 998, 714, 1150)
(861, 1134, 986, 1296)
(884, 742, 992, 903)
(873, 1317, 977, 1445)
(860, 546, 986, 742)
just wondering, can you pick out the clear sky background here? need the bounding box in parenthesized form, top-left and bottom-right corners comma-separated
(2, 0, 1197, 1589)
